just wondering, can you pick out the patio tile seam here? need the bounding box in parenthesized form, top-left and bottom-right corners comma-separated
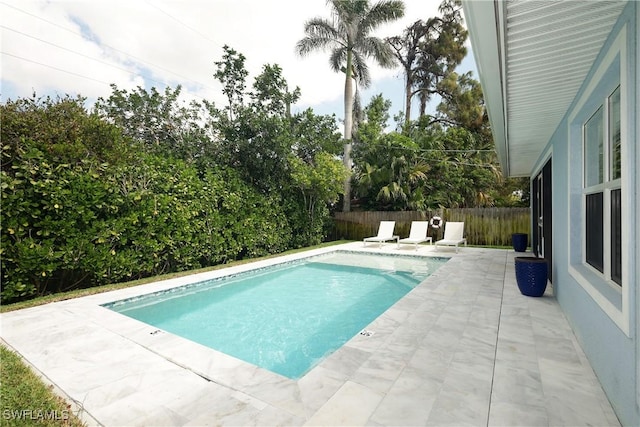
(0, 338, 104, 427)
(83, 309, 261, 409)
(487, 249, 520, 427)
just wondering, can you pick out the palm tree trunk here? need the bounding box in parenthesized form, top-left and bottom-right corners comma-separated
(343, 54, 354, 212)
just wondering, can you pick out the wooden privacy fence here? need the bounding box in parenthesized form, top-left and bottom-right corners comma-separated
(332, 208, 531, 247)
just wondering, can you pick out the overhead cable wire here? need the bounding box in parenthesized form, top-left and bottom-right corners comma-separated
(358, 140, 495, 154)
(408, 155, 498, 169)
(1, 48, 212, 103)
(0, 2, 78, 34)
(1, 52, 112, 86)
(419, 148, 494, 153)
(144, 0, 221, 48)
(2, 25, 149, 80)
(0, 30, 181, 98)
(0, 1, 217, 94)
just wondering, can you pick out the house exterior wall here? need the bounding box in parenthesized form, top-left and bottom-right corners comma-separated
(529, 3, 639, 425)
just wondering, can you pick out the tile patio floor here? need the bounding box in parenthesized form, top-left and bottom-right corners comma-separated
(0, 243, 621, 426)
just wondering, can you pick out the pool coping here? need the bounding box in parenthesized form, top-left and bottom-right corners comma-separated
(101, 249, 447, 381)
(101, 249, 448, 311)
(86, 245, 452, 418)
(1, 243, 452, 425)
(0, 242, 620, 426)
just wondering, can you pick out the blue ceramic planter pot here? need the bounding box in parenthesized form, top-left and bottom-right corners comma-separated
(512, 233, 528, 252)
(514, 257, 548, 297)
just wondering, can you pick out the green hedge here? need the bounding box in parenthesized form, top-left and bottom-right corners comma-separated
(0, 95, 341, 304)
(1, 148, 294, 303)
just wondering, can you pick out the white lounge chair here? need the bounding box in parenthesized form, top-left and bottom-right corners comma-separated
(434, 221, 467, 253)
(397, 221, 432, 250)
(363, 221, 399, 247)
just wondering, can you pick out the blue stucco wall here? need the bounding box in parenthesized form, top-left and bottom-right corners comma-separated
(531, 3, 639, 425)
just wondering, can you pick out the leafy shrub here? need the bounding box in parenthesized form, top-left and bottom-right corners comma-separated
(1, 149, 293, 302)
(1, 94, 339, 304)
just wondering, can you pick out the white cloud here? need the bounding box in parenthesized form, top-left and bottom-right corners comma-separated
(1, 0, 451, 114)
(1, 1, 144, 100)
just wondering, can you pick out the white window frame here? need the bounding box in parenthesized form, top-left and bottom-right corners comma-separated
(567, 28, 629, 336)
(582, 87, 622, 282)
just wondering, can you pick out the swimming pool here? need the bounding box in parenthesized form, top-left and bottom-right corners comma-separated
(104, 251, 448, 379)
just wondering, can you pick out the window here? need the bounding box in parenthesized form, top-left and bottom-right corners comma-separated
(609, 88, 622, 180)
(583, 85, 622, 286)
(568, 25, 629, 335)
(609, 87, 622, 285)
(585, 192, 603, 272)
(584, 107, 603, 187)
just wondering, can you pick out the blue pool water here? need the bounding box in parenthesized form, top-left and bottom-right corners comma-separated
(105, 251, 447, 379)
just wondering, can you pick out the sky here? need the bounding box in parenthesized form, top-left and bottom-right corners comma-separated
(0, 0, 477, 124)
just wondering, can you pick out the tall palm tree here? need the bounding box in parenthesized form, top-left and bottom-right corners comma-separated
(296, 0, 405, 211)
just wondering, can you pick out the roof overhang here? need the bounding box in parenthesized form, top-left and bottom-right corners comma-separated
(461, 0, 627, 177)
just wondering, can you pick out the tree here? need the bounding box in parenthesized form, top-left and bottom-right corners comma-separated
(388, 0, 467, 127)
(94, 85, 212, 164)
(354, 132, 429, 211)
(353, 95, 430, 210)
(290, 108, 343, 163)
(408, 125, 498, 208)
(289, 152, 348, 243)
(296, 0, 405, 211)
(435, 71, 485, 132)
(350, 90, 509, 210)
(214, 45, 249, 121)
(2, 94, 129, 168)
(387, 19, 427, 126)
(0, 93, 297, 302)
(251, 64, 301, 118)
(354, 93, 391, 146)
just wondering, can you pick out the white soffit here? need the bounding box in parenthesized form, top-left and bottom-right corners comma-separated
(464, 0, 626, 177)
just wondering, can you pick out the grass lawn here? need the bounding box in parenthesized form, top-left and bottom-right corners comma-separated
(0, 345, 86, 427)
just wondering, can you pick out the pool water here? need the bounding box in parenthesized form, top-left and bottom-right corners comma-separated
(105, 251, 447, 379)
